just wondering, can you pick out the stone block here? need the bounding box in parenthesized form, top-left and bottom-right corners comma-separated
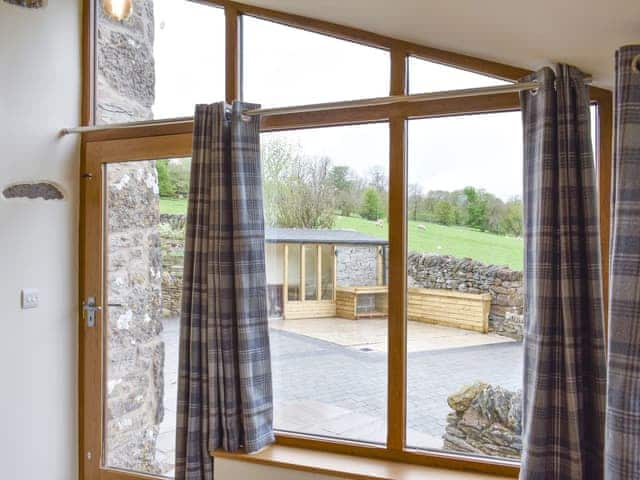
(442, 383, 522, 460)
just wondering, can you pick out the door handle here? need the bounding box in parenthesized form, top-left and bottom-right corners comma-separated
(82, 298, 125, 327)
(82, 296, 100, 328)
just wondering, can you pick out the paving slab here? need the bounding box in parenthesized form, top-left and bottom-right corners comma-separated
(269, 317, 515, 353)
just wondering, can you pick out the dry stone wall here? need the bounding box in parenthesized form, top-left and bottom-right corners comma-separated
(159, 220, 185, 318)
(443, 382, 522, 459)
(97, 0, 166, 474)
(336, 246, 380, 287)
(407, 253, 524, 340)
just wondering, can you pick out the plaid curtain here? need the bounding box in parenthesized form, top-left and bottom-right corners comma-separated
(606, 46, 640, 480)
(519, 65, 607, 479)
(175, 102, 274, 480)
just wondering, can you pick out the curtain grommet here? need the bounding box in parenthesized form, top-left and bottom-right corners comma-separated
(632, 54, 640, 74)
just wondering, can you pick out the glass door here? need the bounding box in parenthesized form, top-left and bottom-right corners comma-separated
(80, 133, 192, 480)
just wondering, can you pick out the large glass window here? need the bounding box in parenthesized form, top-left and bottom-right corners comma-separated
(95, 0, 225, 124)
(242, 16, 390, 107)
(405, 112, 524, 459)
(263, 123, 389, 444)
(287, 245, 301, 301)
(304, 245, 319, 300)
(87, 6, 609, 473)
(321, 245, 335, 301)
(409, 56, 510, 94)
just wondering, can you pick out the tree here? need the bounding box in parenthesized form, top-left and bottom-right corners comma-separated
(156, 159, 174, 197)
(501, 198, 523, 236)
(367, 166, 387, 193)
(329, 166, 361, 217)
(156, 158, 190, 198)
(408, 183, 423, 221)
(360, 188, 383, 221)
(366, 165, 388, 218)
(261, 138, 336, 228)
(464, 186, 489, 231)
(435, 200, 456, 225)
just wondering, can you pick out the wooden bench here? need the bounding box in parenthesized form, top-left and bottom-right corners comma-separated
(335, 286, 491, 333)
(336, 286, 388, 320)
(407, 288, 491, 333)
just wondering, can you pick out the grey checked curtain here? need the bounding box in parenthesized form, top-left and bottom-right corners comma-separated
(519, 65, 607, 479)
(605, 45, 640, 480)
(175, 102, 275, 480)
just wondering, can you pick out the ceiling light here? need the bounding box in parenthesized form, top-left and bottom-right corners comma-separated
(102, 0, 133, 22)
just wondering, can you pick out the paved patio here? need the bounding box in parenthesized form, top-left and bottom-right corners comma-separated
(269, 316, 514, 353)
(157, 316, 523, 473)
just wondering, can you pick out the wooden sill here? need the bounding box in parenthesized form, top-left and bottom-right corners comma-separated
(213, 445, 509, 480)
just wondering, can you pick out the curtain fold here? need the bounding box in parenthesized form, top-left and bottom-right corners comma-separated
(605, 45, 640, 480)
(519, 65, 607, 479)
(175, 102, 274, 480)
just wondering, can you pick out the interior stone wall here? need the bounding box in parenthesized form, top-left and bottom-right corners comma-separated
(97, 0, 166, 473)
(96, 0, 155, 124)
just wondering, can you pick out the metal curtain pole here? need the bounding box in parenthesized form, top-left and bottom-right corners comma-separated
(61, 79, 590, 135)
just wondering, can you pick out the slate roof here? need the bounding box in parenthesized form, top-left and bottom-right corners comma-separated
(265, 227, 388, 246)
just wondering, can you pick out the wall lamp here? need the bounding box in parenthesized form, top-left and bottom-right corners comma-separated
(102, 0, 133, 21)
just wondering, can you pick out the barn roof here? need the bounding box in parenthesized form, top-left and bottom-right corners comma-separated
(265, 227, 388, 246)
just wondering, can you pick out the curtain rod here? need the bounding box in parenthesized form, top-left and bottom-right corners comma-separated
(61, 79, 590, 135)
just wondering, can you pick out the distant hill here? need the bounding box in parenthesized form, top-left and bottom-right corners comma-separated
(159, 198, 523, 270)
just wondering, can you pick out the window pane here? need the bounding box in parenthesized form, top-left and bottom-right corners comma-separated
(96, 0, 225, 124)
(287, 245, 301, 301)
(409, 56, 510, 94)
(104, 157, 191, 477)
(305, 245, 318, 300)
(243, 16, 390, 107)
(405, 112, 524, 461)
(263, 123, 389, 444)
(321, 245, 335, 301)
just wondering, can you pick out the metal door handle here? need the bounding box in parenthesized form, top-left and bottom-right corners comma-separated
(82, 298, 126, 328)
(82, 296, 100, 328)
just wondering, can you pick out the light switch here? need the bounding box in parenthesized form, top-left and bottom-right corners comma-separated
(21, 288, 39, 309)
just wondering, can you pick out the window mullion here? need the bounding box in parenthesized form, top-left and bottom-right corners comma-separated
(387, 44, 408, 453)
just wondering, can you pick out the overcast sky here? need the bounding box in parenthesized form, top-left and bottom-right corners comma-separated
(150, 1, 591, 201)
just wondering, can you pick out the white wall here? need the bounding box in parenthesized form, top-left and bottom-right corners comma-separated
(0, 1, 81, 479)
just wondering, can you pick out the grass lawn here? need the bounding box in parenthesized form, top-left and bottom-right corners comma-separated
(160, 198, 188, 215)
(159, 198, 523, 270)
(334, 216, 523, 270)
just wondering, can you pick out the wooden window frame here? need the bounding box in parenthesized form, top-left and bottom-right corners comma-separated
(80, 1, 613, 478)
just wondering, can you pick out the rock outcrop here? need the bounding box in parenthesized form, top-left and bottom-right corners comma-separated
(443, 382, 522, 459)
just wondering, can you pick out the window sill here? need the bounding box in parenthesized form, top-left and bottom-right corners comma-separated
(213, 445, 512, 480)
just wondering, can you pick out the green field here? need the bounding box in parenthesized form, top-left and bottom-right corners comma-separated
(159, 198, 523, 270)
(160, 197, 189, 214)
(334, 216, 523, 270)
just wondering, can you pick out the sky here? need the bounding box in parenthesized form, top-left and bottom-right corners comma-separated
(150, 1, 595, 201)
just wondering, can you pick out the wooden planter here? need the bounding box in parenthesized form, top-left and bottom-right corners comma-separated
(407, 288, 491, 333)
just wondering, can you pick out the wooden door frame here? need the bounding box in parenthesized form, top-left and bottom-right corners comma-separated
(79, 134, 193, 480)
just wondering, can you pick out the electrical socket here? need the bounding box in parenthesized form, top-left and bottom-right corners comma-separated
(21, 288, 39, 309)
